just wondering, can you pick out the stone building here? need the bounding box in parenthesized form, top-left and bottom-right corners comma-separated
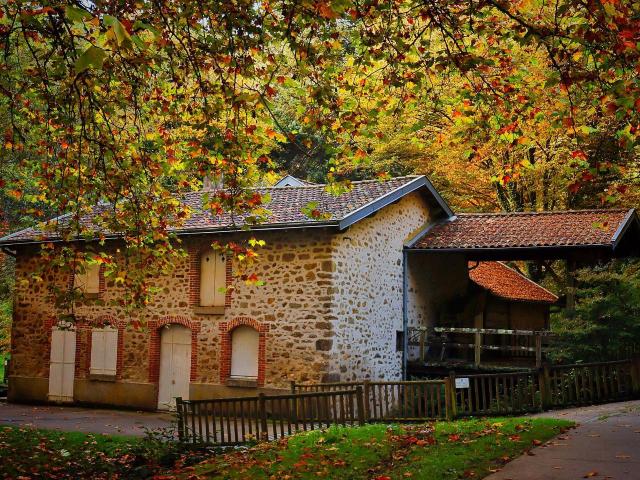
(1, 176, 639, 410)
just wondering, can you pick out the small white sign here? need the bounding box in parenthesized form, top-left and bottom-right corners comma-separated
(455, 377, 470, 389)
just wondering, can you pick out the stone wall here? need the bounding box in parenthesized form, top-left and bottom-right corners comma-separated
(9, 226, 342, 408)
(328, 192, 433, 381)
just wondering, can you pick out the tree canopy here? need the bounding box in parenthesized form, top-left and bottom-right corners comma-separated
(1, 0, 640, 310)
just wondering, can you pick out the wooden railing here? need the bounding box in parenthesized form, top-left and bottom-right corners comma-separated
(409, 326, 554, 367)
(176, 388, 364, 445)
(292, 380, 450, 421)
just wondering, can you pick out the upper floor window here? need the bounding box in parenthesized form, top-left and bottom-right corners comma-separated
(200, 249, 226, 306)
(74, 260, 100, 294)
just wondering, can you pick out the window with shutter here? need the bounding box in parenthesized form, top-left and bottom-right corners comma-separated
(90, 327, 118, 376)
(200, 250, 226, 306)
(75, 262, 100, 294)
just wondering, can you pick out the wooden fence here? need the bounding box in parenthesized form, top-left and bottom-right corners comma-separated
(176, 388, 364, 445)
(176, 359, 640, 445)
(450, 371, 540, 416)
(449, 358, 640, 416)
(293, 380, 449, 421)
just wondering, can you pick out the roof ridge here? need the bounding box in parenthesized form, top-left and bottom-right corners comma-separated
(180, 175, 423, 194)
(457, 208, 630, 217)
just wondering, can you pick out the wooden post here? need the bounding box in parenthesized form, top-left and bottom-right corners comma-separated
(448, 371, 458, 419)
(290, 380, 296, 394)
(474, 331, 482, 366)
(631, 356, 640, 396)
(537, 366, 549, 411)
(258, 393, 268, 441)
(535, 335, 543, 369)
(355, 386, 366, 426)
(175, 397, 185, 442)
(363, 380, 371, 422)
(444, 377, 452, 420)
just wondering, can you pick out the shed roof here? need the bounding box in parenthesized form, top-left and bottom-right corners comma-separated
(0, 175, 452, 247)
(410, 209, 638, 254)
(469, 261, 558, 304)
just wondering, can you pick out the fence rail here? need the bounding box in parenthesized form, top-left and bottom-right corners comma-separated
(177, 358, 640, 445)
(293, 380, 449, 422)
(176, 388, 364, 445)
(450, 358, 640, 416)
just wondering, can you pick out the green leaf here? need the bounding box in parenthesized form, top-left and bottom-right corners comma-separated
(65, 5, 91, 22)
(104, 15, 132, 48)
(75, 46, 107, 73)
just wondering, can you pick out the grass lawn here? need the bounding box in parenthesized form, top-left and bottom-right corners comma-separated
(188, 417, 573, 479)
(0, 425, 187, 479)
(0, 417, 573, 479)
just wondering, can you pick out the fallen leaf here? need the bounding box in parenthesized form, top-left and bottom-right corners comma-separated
(583, 472, 598, 478)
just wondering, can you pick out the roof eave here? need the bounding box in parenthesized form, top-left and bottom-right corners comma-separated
(0, 220, 341, 248)
(611, 208, 639, 250)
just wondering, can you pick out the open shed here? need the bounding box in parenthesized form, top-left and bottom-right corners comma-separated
(405, 209, 640, 373)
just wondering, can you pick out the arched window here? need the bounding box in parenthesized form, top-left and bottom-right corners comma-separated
(200, 249, 226, 306)
(230, 326, 259, 379)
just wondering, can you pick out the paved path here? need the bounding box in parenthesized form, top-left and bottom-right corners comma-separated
(486, 400, 640, 480)
(0, 401, 174, 436)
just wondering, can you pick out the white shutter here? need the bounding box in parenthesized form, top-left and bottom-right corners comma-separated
(214, 254, 226, 306)
(103, 328, 118, 375)
(48, 327, 76, 402)
(230, 326, 259, 379)
(90, 327, 118, 375)
(200, 250, 226, 306)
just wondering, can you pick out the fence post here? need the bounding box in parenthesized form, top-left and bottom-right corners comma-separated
(258, 393, 268, 441)
(290, 380, 296, 394)
(449, 372, 458, 419)
(355, 386, 366, 426)
(535, 335, 543, 369)
(362, 380, 371, 422)
(537, 366, 548, 411)
(474, 331, 482, 366)
(175, 397, 185, 442)
(631, 357, 640, 396)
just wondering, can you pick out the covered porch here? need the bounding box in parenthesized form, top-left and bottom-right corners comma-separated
(403, 209, 640, 375)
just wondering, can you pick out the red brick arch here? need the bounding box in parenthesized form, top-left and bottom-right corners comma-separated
(148, 316, 201, 383)
(219, 317, 269, 386)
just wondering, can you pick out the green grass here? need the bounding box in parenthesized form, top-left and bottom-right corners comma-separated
(0, 418, 573, 479)
(190, 417, 574, 479)
(0, 425, 183, 479)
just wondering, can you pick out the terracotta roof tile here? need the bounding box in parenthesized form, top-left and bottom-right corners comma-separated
(0, 176, 424, 245)
(413, 210, 634, 250)
(469, 261, 558, 303)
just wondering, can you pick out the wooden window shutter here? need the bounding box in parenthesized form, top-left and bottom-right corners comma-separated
(75, 262, 100, 294)
(200, 250, 226, 306)
(90, 327, 118, 375)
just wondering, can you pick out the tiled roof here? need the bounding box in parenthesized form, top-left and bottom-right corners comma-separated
(412, 209, 635, 250)
(469, 261, 558, 303)
(0, 176, 443, 245)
